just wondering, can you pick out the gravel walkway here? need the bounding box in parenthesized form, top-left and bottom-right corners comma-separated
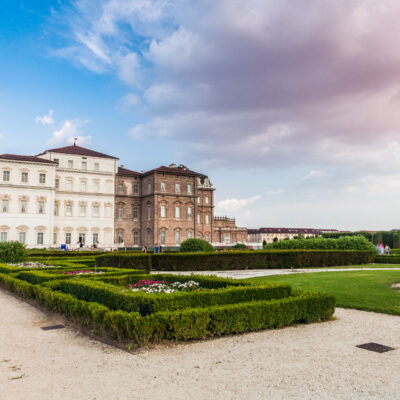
(1, 288, 400, 400)
(152, 267, 400, 279)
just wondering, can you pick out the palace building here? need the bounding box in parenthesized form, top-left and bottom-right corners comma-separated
(0, 145, 246, 248)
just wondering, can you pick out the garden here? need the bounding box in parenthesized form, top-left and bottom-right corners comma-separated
(0, 242, 336, 347)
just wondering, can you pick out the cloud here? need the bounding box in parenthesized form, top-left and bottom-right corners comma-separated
(120, 93, 141, 111)
(35, 110, 54, 125)
(216, 195, 261, 212)
(47, 120, 91, 146)
(301, 170, 325, 181)
(267, 188, 284, 195)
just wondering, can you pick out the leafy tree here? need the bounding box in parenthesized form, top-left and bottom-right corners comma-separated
(0, 241, 26, 263)
(232, 243, 247, 250)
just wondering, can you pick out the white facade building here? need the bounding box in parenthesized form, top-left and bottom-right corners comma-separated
(0, 145, 118, 249)
(0, 155, 57, 247)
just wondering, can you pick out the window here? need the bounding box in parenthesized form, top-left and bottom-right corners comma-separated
(68, 160, 73, 169)
(187, 184, 192, 194)
(175, 230, 181, 245)
(118, 183, 124, 194)
(21, 172, 28, 183)
(39, 174, 46, 184)
(105, 204, 112, 217)
(80, 181, 87, 192)
(187, 230, 193, 239)
(147, 206, 151, 220)
(37, 232, 44, 245)
(197, 214, 201, 224)
(133, 206, 138, 220)
(93, 233, 99, 244)
(160, 230, 166, 245)
(205, 234, 210, 242)
(205, 196, 209, 204)
(66, 204, 72, 217)
(66, 179, 73, 191)
(198, 233, 202, 239)
(175, 206, 180, 219)
(54, 158, 59, 164)
(53, 232, 57, 245)
(55, 178, 59, 189)
(175, 183, 180, 193)
(117, 231, 124, 244)
(197, 196, 200, 204)
(147, 230, 151, 244)
(224, 234, 230, 244)
(205, 214, 210, 224)
(161, 182, 166, 192)
(0, 232, 7, 242)
(78, 233, 85, 245)
(148, 182, 152, 193)
(160, 205, 166, 218)
(65, 233, 71, 245)
(93, 205, 99, 217)
(19, 232, 26, 244)
(118, 206, 123, 219)
(54, 203, 59, 216)
(38, 201, 45, 214)
(133, 231, 138, 245)
(82, 161, 87, 170)
(133, 184, 139, 194)
(2, 199, 8, 212)
(94, 163, 99, 171)
(93, 181, 99, 192)
(3, 170, 10, 181)
(20, 200, 27, 213)
(80, 205, 86, 217)
(187, 207, 192, 219)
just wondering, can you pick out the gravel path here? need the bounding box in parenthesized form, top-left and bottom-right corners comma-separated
(152, 267, 400, 279)
(1, 288, 400, 400)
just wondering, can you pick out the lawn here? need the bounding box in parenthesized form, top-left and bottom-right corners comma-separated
(329, 263, 400, 269)
(248, 270, 400, 315)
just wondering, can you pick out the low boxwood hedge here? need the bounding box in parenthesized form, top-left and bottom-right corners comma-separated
(374, 255, 400, 264)
(96, 250, 374, 271)
(54, 278, 291, 315)
(0, 273, 335, 346)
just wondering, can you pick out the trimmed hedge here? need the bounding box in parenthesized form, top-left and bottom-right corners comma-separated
(374, 255, 400, 264)
(96, 250, 374, 271)
(54, 278, 291, 315)
(0, 273, 335, 346)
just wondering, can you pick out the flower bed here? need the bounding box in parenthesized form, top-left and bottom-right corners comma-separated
(63, 270, 105, 275)
(125, 279, 200, 293)
(10, 262, 61, 269)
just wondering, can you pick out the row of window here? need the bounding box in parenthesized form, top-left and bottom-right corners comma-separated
(62, 159, 100, 171)
(116, 230, 211, 246)
(56, 177, 111, 193)
(116, 205, 210, 223)
(1, 199, 112, 217)
(2, 170, 47, 184)
(0, 231, 44, 245)
(2, 199, 46, 214)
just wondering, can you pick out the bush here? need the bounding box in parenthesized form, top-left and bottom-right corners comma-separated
(264, 236, 376, 252)
(180, 238, 214, 253)
(232, 243, 248, 250)
(0, 241, 26, 263)
(96, 250, 374, 271)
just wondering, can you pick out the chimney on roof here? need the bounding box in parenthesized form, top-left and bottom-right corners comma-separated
(169, 163, 176, 168)
(120, 165, 124, 168)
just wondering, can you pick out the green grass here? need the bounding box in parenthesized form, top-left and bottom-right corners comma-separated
(248, 270, 400, 315)
(329, 263, 400, 269)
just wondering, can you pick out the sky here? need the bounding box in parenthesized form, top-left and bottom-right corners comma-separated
(1, 0, 400, 231)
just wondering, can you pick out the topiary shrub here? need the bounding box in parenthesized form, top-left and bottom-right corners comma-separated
(180, 238, 214, 253)
(0, 241, 26, 264)
(232, 243, 248, 250)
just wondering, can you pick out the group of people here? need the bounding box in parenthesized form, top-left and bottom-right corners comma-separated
(141, 244, 163, 253)
(376, 243, 391, 255)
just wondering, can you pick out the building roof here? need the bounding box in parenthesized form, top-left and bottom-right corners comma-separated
(41, 145, 119, 160)
(248, 227, 322, 235)
(0, 154, 58, 165)
(142, 165, 206, 178)
(117, 166, 141, 176)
